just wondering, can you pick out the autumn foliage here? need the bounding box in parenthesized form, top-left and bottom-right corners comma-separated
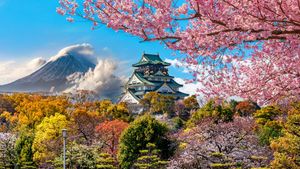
(1, 93, 300, 168)
(0, 93, 133, 168)
(236, 100, 260, 117)
(95, 120, 129, 157)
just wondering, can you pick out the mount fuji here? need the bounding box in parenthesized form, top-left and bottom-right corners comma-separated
(0, 45, 96, 93)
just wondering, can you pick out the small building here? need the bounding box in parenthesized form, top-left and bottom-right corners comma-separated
(119, 53, 188, 105)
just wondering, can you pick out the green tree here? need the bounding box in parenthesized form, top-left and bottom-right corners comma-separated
(140, 92, 175, 116)
(270, 103, 300, 169)
(96, 153, 117, 169)
(254, 106, 281, 125)
(54, 143, 118, 169)
(172, 117, 185, 130)
(134, 143, 168, 169)
(106, 102, 133, 122)
(187, 99, 234, 127)
(254, 106, 283, 145)
(54, 143, 100, 169)
(15, 131, 36, 168)
(118, 115, 172, 169)
(96, 100, 132, 122)
(257, 121, 283, 145)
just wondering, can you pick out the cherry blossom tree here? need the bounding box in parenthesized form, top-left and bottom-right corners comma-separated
(57, 0, 300, 105)
(168, 117, 272, 168)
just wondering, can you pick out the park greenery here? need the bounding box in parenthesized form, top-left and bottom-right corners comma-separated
(0, 92, 299, 168)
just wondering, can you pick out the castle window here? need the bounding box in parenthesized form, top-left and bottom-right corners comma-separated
(162, 89, 168, 93)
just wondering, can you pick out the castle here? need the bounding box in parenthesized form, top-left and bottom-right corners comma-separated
(119, 53, 188, 104)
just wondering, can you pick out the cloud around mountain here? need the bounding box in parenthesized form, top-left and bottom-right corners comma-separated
(49, 43, 97, 64)
(65, 59, 125, 101)
(59, 44, 124, 101)
(0, 57, 46, 85)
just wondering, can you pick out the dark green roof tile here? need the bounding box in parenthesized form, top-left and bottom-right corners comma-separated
(133, 53, 171, 67)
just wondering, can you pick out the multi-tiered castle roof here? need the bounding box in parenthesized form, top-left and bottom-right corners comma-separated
(119, 53, 188, 104)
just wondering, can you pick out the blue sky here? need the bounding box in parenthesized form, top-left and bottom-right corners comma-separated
(0, 0, 188, 75)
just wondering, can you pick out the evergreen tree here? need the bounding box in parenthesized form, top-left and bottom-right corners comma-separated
(96, 153, 117, 169)
(15, 131, 36, 169)
(118, 115, 173, 169)
(134, 143, 168, 169)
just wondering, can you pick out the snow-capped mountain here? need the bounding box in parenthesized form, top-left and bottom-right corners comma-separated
(0, 51, 96, 93)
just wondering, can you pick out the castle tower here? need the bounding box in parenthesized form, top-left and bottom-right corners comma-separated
(119, 53, 188, 104)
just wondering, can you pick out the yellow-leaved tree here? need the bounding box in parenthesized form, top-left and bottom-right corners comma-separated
(270, 102, 300, 169)
(32, 113, 70, 165)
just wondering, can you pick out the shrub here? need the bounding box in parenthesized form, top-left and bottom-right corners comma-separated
(54, 143, 100, 168)
(96, 153, 117, 169)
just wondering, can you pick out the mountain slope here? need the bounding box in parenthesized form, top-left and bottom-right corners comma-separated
(0, 54, 96, 93)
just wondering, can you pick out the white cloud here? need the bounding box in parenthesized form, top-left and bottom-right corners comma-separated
(165, 58, 202, 74)
(165, 58, 202, 96)
(102, 47, 109, 51)
(49, 43, 97, 64)
(174, 77, 199, 96)
(27, 57, 47, 68)
(0, 57, 46, 85)
(65, 59, 125, 101)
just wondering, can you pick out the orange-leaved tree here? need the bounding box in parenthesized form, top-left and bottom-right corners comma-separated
(95, 119, 129, 158)
(16, 95, 69, 129)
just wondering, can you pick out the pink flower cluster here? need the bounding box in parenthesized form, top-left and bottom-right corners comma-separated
(58, 0, 300, 105)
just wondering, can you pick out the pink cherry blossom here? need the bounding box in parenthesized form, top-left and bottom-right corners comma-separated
(57, 0, 300, 105)
(56, 7, 66, 15)
(66, 17, 74, 22)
